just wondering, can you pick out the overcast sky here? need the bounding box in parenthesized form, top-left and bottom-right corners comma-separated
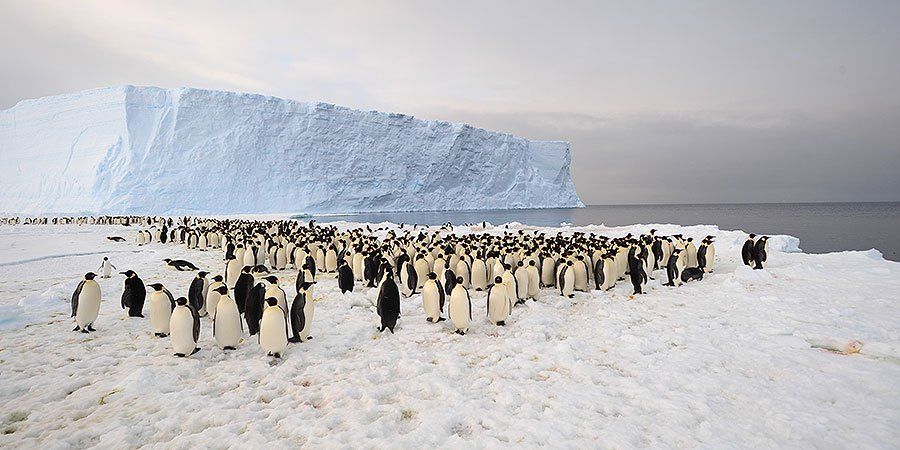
(2, 0, 898, 204)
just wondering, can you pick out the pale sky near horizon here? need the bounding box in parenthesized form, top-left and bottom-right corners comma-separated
(2, 0, 899, 204)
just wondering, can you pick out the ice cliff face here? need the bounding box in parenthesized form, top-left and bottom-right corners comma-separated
(0, 86, 583, 215)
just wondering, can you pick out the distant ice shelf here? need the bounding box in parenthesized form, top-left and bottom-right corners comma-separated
(0, 86, 583, 215)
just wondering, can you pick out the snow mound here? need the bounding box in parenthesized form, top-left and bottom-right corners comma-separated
(0, 86, 583, 215)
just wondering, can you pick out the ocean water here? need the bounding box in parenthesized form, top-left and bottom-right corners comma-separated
(303, 202, 900, 261)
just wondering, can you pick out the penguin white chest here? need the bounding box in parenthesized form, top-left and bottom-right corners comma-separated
(75, 280, 101, 328)
(449, 288, 470, 332)
(170, 307, 196, 355)
(422, 281, 441, 320)
(214, 297, 242, 348)
(259, 307, 288, 355)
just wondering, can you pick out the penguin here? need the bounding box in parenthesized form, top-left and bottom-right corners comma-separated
(422, 272, 446, 323)
(742, 234, 757, 267)
(753, 236, 769, 270)
(376, 269, 401, 333)
(71, 272, 101, 333)
(572, 255, 589, 292)
(540, 256, 556, 287)
(525, 260, 540, 300)
(98, 257, 116, 278)
(170, 297, 200, 357)
(513, 261, 529, 304)
(399, 260, 417, 297)
(148, 283, 175, 337)
(681, 267, 704, 283)
(188, 271, 210, 315)
(448, 277, 472, 335)
(337, 260, 354, 294)
(500, 264, 518, 305)
(685, 238, 698, 269)
(324, 246, 338, 273)
(413, 256, 430, 289)
(593, 257, 606, 291)
(700, 236, 716, 273)
(442, 265, 457, 298)
(274, 246, 287, 270)
(486, 276, 512, 326)
(664, 249, 685, 287)
(120, 270, 146, 317)
(627, 248, 647, 295)
(206, 275, 224, 319)
(245, 281, 267, 336)
(224, 255, 242, 289)
(289, 281, 316, 343)
(558, 261, 575, 298)
(470, 257, 488, 291)
(212, 286, 242, 350)
(262, 275, 287, 313)
(233, 266, 254, 314)
(297, 280, 316, 341)
(455, 258, 471, 289)
(163, 258, 199, 271)
(259, 298, 289, 358)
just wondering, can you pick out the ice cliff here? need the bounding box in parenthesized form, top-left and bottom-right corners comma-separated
(0, 86, 583, 215)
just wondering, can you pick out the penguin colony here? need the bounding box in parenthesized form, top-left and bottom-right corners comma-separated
(53, 215, 762, 359)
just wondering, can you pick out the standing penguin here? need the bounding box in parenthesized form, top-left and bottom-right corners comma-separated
(170, 297, 200, 357)
(513, 261, 529, 304)
(525, 260, 540, 300)
(665, 249, 685, 287)
(224, 255, 242, 289)
(289, 281, 315, 343)
(376, 268, 401, 333)
(684, 238, 698, 269)
(148, 283, 175, 337)
(205, 275, 225, 319)
(422, 272, 446, 323)
(263, 276, 287, 313)
(627, 248, 647, 295)
(97, 257, 116, 279)
(448, 277, 472, 335)
(753, 236, 769, 270)
(245, 281, 267, 335)
(337, 260, 354, 294)
(259, 298, 289, 358)
(399, 260, 417, 297)
(700, 236, 716, 273)
(212, 286, 242, 350)
(71, 272, 101, 333)
(742, 234, 757, 267)
(120, 270, 146, 317)
(188, 271, 210, 315)
(233, 266, 254, 314)
(558, 261, 575, 298)
(486, 276, 512, 326)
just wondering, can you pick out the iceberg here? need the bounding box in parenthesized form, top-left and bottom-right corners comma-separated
(0, 86, 583, 215)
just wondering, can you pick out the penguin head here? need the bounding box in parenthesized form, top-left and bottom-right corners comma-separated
(84, 272, 97, 280)
(212, 275, 223, 282)
(241, 265, 253, 273)
(517, 261, 524, 267)
(301, 281, 316, 290)
(427, 272, 437, 280)
(175, 297, 188, 306)
(148, 283, 164, 291)
(103, 257, 109, 261)
(456, 276, 464, 284)
(120, 270, 135, 277)
(198, 271, 209, 277)
(265, 297, 278, 307)
(749, 234, 757, 239)
(214, 285, 228, 295)
(494, 276, 503, 284)
(529, 260, 536, 266)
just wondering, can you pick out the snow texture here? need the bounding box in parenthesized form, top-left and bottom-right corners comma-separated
(0, 86, 583, 215)
(1, 222, 898, 448)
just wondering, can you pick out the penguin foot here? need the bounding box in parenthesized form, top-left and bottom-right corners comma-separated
(81, 329, 90, 334)
(174, 353, 186, 357)
(72, 326, 81, 332)
(288, 337, 301, 343)
(437, 317, 446, 322)
(224, 346, 237, 350)
(497, 321, 506, 326)
(154, 333, 166, 337)
(306, 336, 313, 340)
(87, 325, 96, 331)
(568, 295, 575, 299)
(191, 347, 201, 355)
(515, 300, 525, 306)
(426, 318, 434, 323)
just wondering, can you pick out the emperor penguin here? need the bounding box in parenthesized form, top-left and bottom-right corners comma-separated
(665, 249, 685, 287)
(289, 281, 316, 342)
(376, 268, 401, 333)
(500, 264, 518, 305)
(399, 260, 417, 297)
(98, 257, 116, 278)
(120, 270, 146, 317)
(245, 280, 267, 336)
(525, 260, 540, 299)
(572, 255, 589, 292)
(148, 283, 175, 337)
(170, 297, 201, 357)
(486, 276, 512, 326)
(470, 257, 488, 291)
(699, 236, 716, 273)
(352, 250, 365, 281)
(206, 275, 225, 319)
(71, 272, 101, 333)
(627, 247, 647, 295)
(455, 258, 471, 289)
(212, 286, 242, 350)
(422, 272, 446, 323)
(685, 238, 698, 269)
(448, 277, 472, 335)
(243, 246, 257, 268)
(742, 234, 757, 267)
(259, 298, 289, 358)
(274, 245, 288, 270)
(540, 256, 556, 287)
(233, 266, 254, 314)
(188, 271, 210, 316)
(558, 261, 575, 298)
(413, 255, 430, 289)
(263, 275, 288, 313)
(593, 257, 607, 291)
(224, 255, 242, 289)
(324, 246, 338, 273)
(753, 236, 769, 270)
(513, 261, 529, 304)
(337, 260, 354, 294)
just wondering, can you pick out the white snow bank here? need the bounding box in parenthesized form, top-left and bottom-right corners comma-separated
(0, 86, 583, 215)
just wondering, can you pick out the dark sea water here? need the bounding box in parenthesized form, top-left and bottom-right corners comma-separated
(303, 202, 900, 261)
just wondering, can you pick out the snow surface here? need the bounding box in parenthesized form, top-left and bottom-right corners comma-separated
(0, 86, 583, 215)
(1, 222, 899, 448)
